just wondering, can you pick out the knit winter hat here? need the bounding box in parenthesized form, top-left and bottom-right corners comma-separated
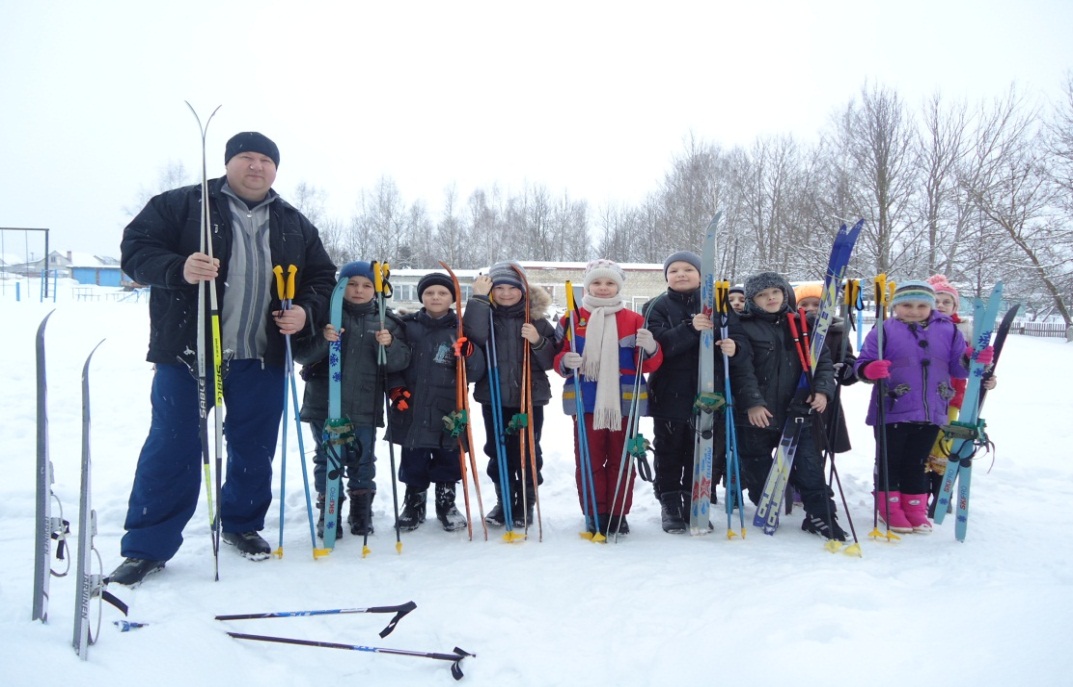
(891, 280, 936, 308)
(225, 132, 280, 168)
(926, 274, 959, 310)
(793, 282, 823, 304)
(339, 261, 375, 283)
(488, 261, 525, 293)
(417, 272, 455, 302)
(744, 271, 794, 310)
(583, 259, 625, 292)
(663, 251, 702, 279)
(729, 284, 745, 295)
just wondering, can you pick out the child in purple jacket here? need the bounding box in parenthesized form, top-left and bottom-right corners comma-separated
(854, 280, 989, 534)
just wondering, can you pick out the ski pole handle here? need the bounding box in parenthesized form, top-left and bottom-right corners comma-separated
(273, 265, 285, 301)
(285, 264, 297, 301)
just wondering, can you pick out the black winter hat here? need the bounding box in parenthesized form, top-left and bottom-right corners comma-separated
(663, 251, 702, 279)
(417, 272, 455, 302)
(225, 132, 280, 168)
(744, 271, 795, 311)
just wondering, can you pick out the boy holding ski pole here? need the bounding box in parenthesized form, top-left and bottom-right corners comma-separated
(293, 261, 410, 539)
(463, 262, 556, 530)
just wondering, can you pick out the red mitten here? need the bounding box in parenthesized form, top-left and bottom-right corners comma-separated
(975, 345, 994, 366)
(389, 387, 412, 412)
(861, 360, 891, 381)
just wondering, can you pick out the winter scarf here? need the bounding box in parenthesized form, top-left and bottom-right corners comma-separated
(581, 293, 625, 430)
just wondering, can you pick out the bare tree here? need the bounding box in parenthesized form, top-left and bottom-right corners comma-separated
(827, 83, 920, 276)
(961, 87, 1071, 322)
(124, 160, 191, 216)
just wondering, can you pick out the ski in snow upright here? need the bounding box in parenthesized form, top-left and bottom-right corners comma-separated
(689, 212, 721, 535)
(932, 282, 1005, 541)
(73, 340, 127, 659)
(33, 310, 69, 622)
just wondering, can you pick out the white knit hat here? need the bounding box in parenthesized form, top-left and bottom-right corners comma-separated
(583, 259, 625, 291)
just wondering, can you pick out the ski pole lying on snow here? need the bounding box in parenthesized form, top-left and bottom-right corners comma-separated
(215, 600, 416, 638)
(226, 632, 475, 681)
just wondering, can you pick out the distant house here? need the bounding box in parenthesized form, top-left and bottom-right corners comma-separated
(66, 251, 129, 287)
(5, 250, 130, 287)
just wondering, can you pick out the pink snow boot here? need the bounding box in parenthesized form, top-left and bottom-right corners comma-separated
(875, 491, 914, 534)
(902, 493, 933, 533)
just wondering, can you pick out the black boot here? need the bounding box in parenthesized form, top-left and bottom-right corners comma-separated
(660, 491, 686, 534)
(315, 492, 343, 540)
(485, 484, 506, 527)
(396, 487, 426, 532)
(512, 486, 535, 528)
(607, 514, 630, 536)
(347, 489, 374, 535)
(435, 482, 467, 531)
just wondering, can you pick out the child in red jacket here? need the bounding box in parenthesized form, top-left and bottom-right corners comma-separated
(555, 260, 662, 535)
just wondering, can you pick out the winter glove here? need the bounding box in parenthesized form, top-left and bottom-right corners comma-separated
(966, 345, 995, 366)
(635, 328, 658, 355)
(453, 337, 475, 358)
(389, 387, 412, 412)
(861, 360, 891, 381)
(561, 351, 583, 370)
(833, 362, 857, 385)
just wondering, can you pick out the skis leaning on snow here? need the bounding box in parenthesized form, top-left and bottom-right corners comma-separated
(33, 310, 69, 622)
(753, 219, 863, 535)
(932, 282, 1005, 541)
(689, 213, 722, 535)
(72, 340, 128, 660)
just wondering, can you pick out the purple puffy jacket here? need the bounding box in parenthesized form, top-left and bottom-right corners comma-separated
(855, 312, 968, 426)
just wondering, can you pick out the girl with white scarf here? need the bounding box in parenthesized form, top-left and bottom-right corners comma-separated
(554, 260, 663, 536)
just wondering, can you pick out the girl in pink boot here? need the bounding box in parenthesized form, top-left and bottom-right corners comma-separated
(855, 280, 979, 534)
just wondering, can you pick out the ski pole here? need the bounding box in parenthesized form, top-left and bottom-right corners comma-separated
(374, 261, 401, 556)
(510, 264, 542, 541)
(869, 274, 899, 542)
(226, 632, 475, 680)
(715, 280, 745, 539)
(565, 281, 604, 542)
(216, 600, 416, 638)
(485, 303, 523, 543)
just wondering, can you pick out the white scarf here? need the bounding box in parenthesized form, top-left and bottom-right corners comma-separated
(581, 294, 625, 430)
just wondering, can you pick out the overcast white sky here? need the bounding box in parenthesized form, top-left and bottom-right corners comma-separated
(1, 0, 1071, 260)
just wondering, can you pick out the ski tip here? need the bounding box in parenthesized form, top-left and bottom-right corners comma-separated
(272, 547, 283, 559)
(362, 545, 372, 558)
(726, 530, 738, 540)
(312, 547, 332, 559)
(591, 533, 607, 544)
(824, 540, 844, 554)
(578, 531, 594, 541)
(503, 531, 525, 543)
(843, 542, 863, 558)
(395, 542, 403, 555)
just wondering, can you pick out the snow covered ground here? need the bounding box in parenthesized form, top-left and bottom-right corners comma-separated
(2, 288, 1072, 686)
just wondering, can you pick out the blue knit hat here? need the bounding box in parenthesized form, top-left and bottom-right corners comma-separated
(339, 261, 374, 283)
(489, 261, 525, 293)
(891, 280, 935, 308)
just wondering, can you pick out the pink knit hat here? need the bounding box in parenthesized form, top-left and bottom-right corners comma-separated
(926, 274, 959, 309)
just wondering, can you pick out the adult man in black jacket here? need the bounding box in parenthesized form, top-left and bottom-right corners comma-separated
(110, 132, 336, 585)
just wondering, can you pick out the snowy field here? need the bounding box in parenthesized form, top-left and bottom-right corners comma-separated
(2, 285, 1072, 686)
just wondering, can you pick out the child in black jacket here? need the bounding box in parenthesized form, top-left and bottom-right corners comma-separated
(731, 271, 846, 541)
(386, 272, 485, 532)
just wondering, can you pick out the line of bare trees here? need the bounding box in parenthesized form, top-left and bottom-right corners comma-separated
(140, 77, 1073, 324)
